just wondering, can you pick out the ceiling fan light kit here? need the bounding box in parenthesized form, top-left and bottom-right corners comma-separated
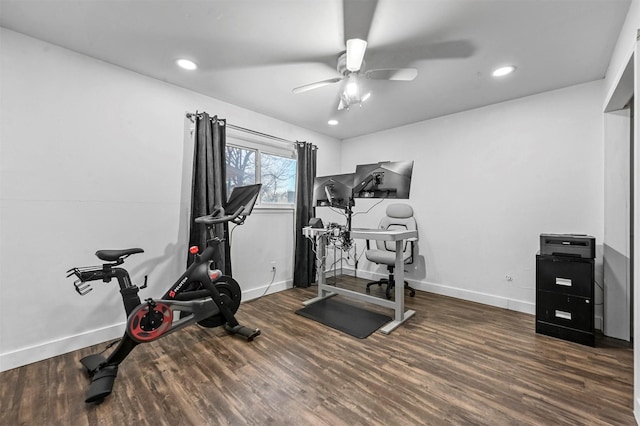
(338, 88, 371, 110)
(292, 37, 418, 112)
(346, 74, 359, 96)
(337, 73, 373, 110)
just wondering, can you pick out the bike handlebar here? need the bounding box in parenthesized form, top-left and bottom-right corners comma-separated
(194, 205, 245, 226)
(66, 266, 105, 283)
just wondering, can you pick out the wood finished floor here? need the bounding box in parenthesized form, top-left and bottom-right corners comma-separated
(0, 275, 634, 425)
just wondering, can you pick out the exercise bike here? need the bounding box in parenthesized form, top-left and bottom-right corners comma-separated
(66, 184, 262, 404)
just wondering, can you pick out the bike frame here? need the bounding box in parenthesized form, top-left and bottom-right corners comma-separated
(69, 240, 241, 403)
(68, 183, 263, 403)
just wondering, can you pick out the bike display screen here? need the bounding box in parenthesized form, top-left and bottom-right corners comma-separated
(226, 184, 262, 216)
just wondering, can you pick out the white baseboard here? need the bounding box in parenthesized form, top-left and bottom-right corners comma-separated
(594, 315, 604, 331)
(0, 280, 293, 372)
(350, 268, 536, 315)
(0, 322, 125, 373)
(243, 279, 292, 301)
(343, 269, 607, 331)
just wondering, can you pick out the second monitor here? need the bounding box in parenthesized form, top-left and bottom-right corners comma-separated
(352, 160, 413, 199)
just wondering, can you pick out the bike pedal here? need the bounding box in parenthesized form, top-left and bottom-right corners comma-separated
(74, 280, 93, 296)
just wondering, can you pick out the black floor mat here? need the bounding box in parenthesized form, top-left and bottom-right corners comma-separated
(295, 297, 392, 339)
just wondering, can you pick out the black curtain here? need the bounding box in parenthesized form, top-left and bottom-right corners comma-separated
(293, 141, 317, 287)
(188, 113, 231, 274)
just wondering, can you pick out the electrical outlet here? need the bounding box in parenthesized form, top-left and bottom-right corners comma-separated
(505, 274, 513, 282)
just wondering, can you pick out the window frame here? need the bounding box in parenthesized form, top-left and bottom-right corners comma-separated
(226, 132, 297, 210)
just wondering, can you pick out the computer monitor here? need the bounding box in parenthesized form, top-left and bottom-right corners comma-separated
(352, 160, 414, 199)
(225, 183, 262, 216)
(312, 173, 356, 209)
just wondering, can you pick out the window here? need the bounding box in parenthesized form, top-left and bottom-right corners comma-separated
(225, 141, 297, 207)
(260, 153, 296, 204)
(226, 145, 256, 193)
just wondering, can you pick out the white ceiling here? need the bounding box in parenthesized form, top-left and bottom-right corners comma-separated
(0, 0, 631, 140)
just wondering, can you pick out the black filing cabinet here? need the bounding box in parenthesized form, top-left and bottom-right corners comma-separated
(536, 254, 595, 346)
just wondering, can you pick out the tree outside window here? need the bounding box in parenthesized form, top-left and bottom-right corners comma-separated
(260, 153, 296, 204)
(226, 146, 256, 195)
(225, 145, 296, 205)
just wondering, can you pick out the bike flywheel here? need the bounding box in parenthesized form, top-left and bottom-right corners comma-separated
(197, 276, 242, 328)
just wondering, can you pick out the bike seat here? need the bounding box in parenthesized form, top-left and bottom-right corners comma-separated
(95, 248, 144, 262)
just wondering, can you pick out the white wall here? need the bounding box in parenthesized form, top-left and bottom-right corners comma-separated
(0, 28, 341, 371)
(333, 81, 604, 316)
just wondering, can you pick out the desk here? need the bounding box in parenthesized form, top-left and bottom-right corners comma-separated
(302, 227, 416, 334)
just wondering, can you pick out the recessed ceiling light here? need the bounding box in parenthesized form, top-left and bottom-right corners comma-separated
(492, 65, 516, 77)
(176, 59, 198, 70)
(328, 119, 339, 125)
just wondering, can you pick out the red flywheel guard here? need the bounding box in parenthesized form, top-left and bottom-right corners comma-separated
(127, 302, 173, 342)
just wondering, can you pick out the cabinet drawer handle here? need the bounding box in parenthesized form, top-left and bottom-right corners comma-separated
(555, 310, 572, 320)
(555, 277, 572, 287)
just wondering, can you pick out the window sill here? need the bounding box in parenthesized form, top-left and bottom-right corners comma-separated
(254, 204, 295, 212)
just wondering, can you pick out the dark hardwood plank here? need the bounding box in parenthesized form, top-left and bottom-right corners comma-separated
(0, 276, 634, 425)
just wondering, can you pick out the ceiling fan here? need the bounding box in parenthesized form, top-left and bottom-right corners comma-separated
(291, 38, 418, 111)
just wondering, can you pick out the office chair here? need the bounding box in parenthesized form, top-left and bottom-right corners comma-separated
(365, 203, 417, 300)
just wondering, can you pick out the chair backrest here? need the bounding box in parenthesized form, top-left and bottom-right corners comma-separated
(376, 204, 417, 254)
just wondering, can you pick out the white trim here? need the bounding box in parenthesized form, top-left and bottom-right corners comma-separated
(603, 49, 634, 113)
(242, 279, 292, 301)
(252, 205, 295, 213)
(604, 44, 635, 112)
(633, 34, 640, 424)
(345, 267, 536, 315)
(226, 126, 295, 151)
(344, 268, 609, 329)
(227, 133, 295, 158)
(0, 322, 124, 373)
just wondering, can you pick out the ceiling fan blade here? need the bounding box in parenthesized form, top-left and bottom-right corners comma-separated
(346, 38, 367, 72)
(343, 0, 378, 42)
(292, 77, 343, 94)
(364, 68, 418, 81)
(366, 40, 476, 67)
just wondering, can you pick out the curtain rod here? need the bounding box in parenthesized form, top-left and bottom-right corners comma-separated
(186, 112, 299, 146)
